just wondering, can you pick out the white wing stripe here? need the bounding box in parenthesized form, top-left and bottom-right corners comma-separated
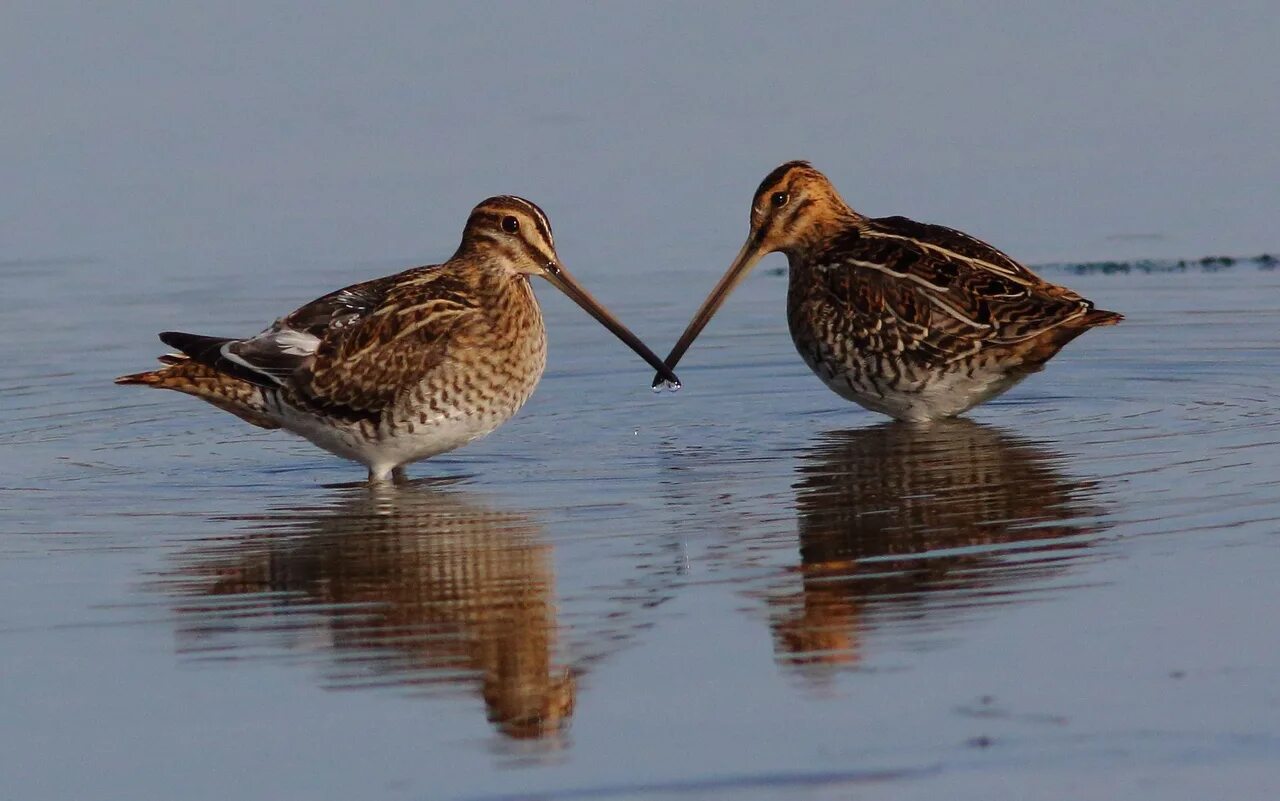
(861, 230, 1031, 284)
(220, 342, 277, 381)
(272, 328, 321, 356)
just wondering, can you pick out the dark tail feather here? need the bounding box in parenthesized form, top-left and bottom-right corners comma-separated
(159, 331, 235, 367)
(157, 331, 276, 387)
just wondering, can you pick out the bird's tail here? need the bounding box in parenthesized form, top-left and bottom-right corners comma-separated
(115, 354, 281, 430)
(1082, 307, 1124, 327)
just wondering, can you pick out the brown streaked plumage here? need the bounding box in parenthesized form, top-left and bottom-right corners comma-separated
(117, 196, 680, 482)
(657, 162, 1122, 421)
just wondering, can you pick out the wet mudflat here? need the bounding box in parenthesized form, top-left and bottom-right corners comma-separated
(2, 255, 1279, 800)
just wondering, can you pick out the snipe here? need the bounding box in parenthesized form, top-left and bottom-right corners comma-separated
(656, 162, 1121, 421)
(118, 196, 680, 482)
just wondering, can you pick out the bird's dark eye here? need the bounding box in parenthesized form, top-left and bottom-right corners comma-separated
(771, 191, 789, 208)
(502, 216, 520, 233)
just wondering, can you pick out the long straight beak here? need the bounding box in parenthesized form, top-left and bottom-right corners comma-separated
(542, 262, 682, 389)
(651, 236, 764, 388)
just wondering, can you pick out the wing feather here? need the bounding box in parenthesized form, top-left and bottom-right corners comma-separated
(283, 266, 483, 422)
(799, 219, 1098, 368)
(159, 264, 481, 421)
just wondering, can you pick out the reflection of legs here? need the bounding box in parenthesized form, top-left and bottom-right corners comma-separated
(391, 466, 408, 484)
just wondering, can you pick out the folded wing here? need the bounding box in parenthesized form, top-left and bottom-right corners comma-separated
(161, 266, 482, 422)
(802, 217, 1109, 367)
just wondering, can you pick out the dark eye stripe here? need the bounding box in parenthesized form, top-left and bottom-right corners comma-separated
(789, 197, 814, 217)
(522, 204, 554, 246)
(780, 197, 814, 234)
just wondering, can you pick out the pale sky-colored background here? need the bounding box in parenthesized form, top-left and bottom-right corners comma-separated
(4, 1, 1277, 272)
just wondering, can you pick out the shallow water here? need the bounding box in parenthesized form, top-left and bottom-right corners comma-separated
(3, 255, 1280, 800)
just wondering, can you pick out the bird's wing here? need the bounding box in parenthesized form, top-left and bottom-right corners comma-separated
(285, 266, 484, 422)
(161, 271, 405, 390)
(862, 216, 1051, 288)
(801, 218, 1098, 364)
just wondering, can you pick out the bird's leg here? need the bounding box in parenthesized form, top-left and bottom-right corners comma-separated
(366, 462, 410, 484)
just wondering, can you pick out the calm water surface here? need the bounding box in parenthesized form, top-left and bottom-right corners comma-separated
(2, 255, 1279, 799)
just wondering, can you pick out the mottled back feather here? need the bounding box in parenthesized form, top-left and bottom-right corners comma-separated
(796, 216, 1110, 372)
(157, 264, 486, 424)
(289, 266, 483, 421)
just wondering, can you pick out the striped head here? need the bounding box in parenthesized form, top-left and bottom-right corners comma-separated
(457, 195, 680, 388)
(458, 195, 560, 274)
(746, 161, 858, 257)
(654, 162, 858, 385)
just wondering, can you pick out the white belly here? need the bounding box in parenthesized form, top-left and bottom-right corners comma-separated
(818, 365, 1030, 422)
(265, 351, 542, 480)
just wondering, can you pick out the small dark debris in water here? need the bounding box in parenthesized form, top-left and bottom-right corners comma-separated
(768, 266, 786, 276)
(966, 735, 994, 748)
(1170, 669, 1187, 679)
(1050, 253, 1280, 275)
(956, 695, 1000, 719)
(956, 695, 1068, 726)
(1199, 255, 1236, 269)
(1064, 260, 1133, 274)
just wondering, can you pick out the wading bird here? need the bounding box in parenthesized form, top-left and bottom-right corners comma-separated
(656, 162, 1121, 421)
(119, 196, 679, 482)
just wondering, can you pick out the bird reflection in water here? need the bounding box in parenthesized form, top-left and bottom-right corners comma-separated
(165, 484, 574, 740)
(768, 419, 1106, 680)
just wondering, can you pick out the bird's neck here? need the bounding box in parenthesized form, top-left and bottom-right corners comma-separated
(783, 204, 865, 262)
(471, 266, 543, 337)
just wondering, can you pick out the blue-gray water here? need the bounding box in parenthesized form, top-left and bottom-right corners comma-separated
(4, 253, 1280, 800)
(4, 3, 1280, 800)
